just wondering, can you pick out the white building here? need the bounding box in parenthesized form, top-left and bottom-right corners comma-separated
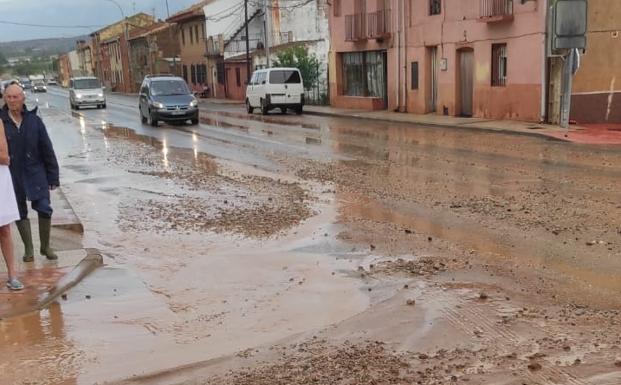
(203, 0, 330, 102)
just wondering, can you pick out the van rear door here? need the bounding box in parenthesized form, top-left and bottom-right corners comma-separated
(268, 69, 303, 104)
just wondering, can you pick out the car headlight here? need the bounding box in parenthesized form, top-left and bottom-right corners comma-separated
(151, 101, 165, 109)
(97, 93, 104, 98)
(75, 94, 83, 99)
(190, 99, 198, 108)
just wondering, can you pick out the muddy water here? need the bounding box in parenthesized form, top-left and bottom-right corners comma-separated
(1, 97, 620, 384)
(0, 106, 370, 385)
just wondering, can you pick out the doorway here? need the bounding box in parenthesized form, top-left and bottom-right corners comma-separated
(427, 46, 438, 112)
(458, 48, 474, 117)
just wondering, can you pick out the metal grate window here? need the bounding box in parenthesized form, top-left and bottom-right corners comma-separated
(411, 62, 419, 90)
(430, 0, 441, 15)
(491, 43, 507, 87)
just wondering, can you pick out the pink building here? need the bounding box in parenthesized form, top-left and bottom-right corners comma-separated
(329, 0, 547, 122)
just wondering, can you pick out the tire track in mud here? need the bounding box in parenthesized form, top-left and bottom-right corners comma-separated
(424, 286, 598, 385)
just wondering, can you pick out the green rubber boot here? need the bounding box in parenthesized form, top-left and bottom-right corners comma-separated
(15, 219, 35, 262)
(38, 217, 58, 260)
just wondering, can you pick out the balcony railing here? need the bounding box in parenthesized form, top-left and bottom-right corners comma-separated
(345, 13, 366, 42)
(480, 0, 513, 22)
(367, 9, 391, 39)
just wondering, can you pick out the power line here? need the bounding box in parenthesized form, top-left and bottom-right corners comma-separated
(0, 19, 103, 29)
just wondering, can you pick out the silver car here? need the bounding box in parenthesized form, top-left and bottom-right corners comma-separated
(69, 77, 106, 110)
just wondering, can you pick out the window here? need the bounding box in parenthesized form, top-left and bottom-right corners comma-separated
(182, 65, 188, 82)
(411, 62, 419, 90)
(217, 61, 225, 84)
(491, 43, 507, 87)
(182, 28, 185, 46)
(236, 67, 241, 87)
(150, 80, 190, 96)
(197, 64, 207, 84)
(333, 0, 341, 17)
(430, 0, 441, 15)
(269, 70, 301, 84)
(191, 64, 196, 84)
(195, 26, 199, 44)
(189, 26, 194, 45)
(342, 51, 386, 99)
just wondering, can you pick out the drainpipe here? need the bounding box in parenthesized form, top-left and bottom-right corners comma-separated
(395, 0, 402, 111)
(403, 0, 408, 112)
(541, 0, 549, 122)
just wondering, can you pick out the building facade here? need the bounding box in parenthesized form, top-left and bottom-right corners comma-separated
(570, 0, 621, 124)
(90, 13, 155, 92)
(75, 40, 94, 77)
(329, 0, 547, 122)
(204, 0, 263, 99)
(128, 23, 181, 92)
(204, 0, 331, 101)
(167, 1, 210, 95)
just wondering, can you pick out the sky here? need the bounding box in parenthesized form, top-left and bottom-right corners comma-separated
(0, 0, 200, 42)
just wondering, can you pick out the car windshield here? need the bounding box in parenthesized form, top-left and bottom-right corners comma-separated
(74, 79, 101, 89)
(150, 80, 190, 96)
(269, 70, 301, 84)
(34, 81, 45, 86)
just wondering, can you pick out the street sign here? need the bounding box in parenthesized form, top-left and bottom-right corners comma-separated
(552, 0, 588, 50)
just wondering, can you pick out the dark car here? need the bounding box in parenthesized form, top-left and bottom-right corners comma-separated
(139, 75, 199, 127)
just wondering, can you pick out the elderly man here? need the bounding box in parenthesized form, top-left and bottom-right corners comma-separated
(1, 83, 60, 261)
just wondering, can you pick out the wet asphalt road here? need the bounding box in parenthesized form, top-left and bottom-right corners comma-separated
(1, 87, 621, 385)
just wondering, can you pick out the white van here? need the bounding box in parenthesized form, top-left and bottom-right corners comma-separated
(245, 67, 304, 115)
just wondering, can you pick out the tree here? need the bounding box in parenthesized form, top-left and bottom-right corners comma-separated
(273, 45, 321, 91)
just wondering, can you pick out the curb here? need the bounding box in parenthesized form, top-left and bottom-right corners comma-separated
(54, 187, 85, 234)
(1, 249, 104, 320)
(301, 109, 569, 143)
(37, 249, 104, 310)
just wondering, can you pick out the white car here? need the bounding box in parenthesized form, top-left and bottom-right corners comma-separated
(69, 77, 106, 110)
(245, 68, 304, 115)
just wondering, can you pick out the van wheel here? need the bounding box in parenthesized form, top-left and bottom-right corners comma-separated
(295, 105, 303, 115)
(191, 117, 199, 125)
(246, 99, 254, 114)
(280, 107, 287, 115)
(261, 99, 269, 115)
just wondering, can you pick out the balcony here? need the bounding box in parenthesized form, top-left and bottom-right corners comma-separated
(479, 0, 513, 23)
(345, 13, 366, 42)
(367, 9, 391, 40)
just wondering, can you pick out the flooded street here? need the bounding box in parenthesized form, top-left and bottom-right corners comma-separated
(1, 89, 620, 385)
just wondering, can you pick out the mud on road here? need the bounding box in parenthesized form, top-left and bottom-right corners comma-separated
(108, 108, 621, 385)
(99, 125, 314, 238)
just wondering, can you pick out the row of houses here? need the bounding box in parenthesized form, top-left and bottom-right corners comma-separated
(56, 0, 621, 124)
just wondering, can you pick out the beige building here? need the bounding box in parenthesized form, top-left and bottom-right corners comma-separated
(167, 1, 211, 94)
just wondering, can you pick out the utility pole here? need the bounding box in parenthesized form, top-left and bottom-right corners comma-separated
(165, 0, 178, 75)
(263, 0, 271, 68)
(245, 0, 251, 82)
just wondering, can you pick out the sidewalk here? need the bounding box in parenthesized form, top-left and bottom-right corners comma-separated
(198, 98, 621, 145)
(0, 189, 102, 319)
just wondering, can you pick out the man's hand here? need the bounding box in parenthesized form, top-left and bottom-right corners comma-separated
(49, 185, 58, 191)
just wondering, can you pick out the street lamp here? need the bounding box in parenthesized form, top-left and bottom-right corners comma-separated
(102, 0, 129, 90)
(103, 0, 125, 18)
